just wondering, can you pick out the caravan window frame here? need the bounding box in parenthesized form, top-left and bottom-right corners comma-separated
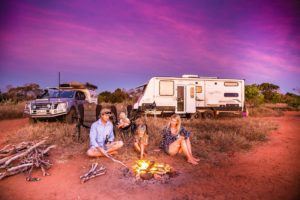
(196, 86, 202, 93)
(224, 82, 239, 87)
(159, 80, 174, 96)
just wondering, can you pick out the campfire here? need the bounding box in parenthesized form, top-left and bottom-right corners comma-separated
(132, 160, 177, 180)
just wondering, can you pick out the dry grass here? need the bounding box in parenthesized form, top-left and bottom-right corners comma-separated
(1, 114, 278, 162)
(145, 116, 278, 154)
(0, 102, 25, 120)
(248, 106, 284, 117)
(4, 122, 90, 156)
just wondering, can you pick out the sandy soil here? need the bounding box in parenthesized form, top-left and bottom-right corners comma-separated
(0, 112, 299, 200)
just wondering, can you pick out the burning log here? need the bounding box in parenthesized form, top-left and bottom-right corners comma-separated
(132, 160, 177, 181)
(80, 163, 106, 183)
(0, 140, 55, 181)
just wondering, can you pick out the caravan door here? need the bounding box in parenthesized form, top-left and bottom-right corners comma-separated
(176, 86, 185, 113)
(186, 85, 196, 113)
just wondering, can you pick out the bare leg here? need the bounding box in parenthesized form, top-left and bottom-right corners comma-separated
(87, 148, 104, 157)
(168, 137, 184, 156)
(180, 139, 198, 165)
(106, 141, 124, 153)
(140, 144, 145, 159)
(186, 138, 200, 161)
(134, 142, 141, 152)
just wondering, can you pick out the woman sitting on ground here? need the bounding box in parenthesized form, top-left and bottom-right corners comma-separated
(117, 112, 131, 129)
(160, 114, 199, 165)
(134, 124, 149, 159)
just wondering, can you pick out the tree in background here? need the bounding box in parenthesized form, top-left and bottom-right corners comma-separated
(98, 91, 112, 103)
(283, 92, 300, 108)
(258, 83, 281, 103)
(245, 84, 264, 106)
(98, 88, 131, 104)
(1, 83, 43, 103)
(245, 83, 299, 108)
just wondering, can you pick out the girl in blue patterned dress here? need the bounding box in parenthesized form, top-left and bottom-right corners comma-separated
(160, 114, 199, 165)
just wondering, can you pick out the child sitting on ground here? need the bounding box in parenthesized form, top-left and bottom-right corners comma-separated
(117, 112, 130, 129)
(134, 124, 149, 159)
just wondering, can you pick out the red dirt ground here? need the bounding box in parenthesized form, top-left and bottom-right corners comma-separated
(0, 112, 299, 200)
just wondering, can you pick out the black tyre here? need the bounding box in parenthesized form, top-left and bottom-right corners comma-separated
(202, 110, 215, 119)
(77, 104, 84, 125)
(65, 108, 77, 124)
(191, 112, 201, 119)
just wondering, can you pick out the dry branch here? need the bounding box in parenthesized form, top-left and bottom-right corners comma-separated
(80, 163, 106, 183)
(1, 140, 46, 169)
(0, 140, 55, 181)
(97, 147, 127, 168)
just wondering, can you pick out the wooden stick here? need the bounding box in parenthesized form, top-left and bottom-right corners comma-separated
(81, 172, 106, 183)
(7, 163, 33, 172)
(0, 154, 16, 166)
(1, 140, 46, 168)
(80, 163, 99, 179)
(0, 144, 12, 154)
(97, 147, 128, 168)
(0, 165, 31, 180)
(42, 145, 57, 155)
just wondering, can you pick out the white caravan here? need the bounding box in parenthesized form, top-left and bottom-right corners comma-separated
(133, 75, 245, 118)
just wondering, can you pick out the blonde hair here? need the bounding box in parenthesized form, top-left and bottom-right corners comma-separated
(167, 114, 181, 134)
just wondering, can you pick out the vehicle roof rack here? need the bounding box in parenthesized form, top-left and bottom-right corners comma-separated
(59, 81, 98, 90)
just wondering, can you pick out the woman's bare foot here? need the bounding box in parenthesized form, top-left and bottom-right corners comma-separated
(192, 157, 200, 162)
(187, 158, 199, 165)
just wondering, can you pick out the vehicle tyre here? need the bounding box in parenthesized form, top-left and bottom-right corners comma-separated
(202, 110, 215, 119)
(191, 112, 201, 120)
(65, 107, 77, 124)
(77, 104, 84, 125)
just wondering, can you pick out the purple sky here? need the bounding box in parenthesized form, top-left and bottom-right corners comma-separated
(0, 0, 299, 93)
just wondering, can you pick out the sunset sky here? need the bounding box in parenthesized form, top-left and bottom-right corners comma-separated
(0, 0, 299, 93)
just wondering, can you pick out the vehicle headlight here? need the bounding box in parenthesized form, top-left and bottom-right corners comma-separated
(32, 104, 36, 109)
(47, 104, 51, 109)
(25, 102, 31, 110)
(57, 102, 67, 111)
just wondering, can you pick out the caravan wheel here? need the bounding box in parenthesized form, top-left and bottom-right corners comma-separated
(191, 112, 201, 119)
(202, 110, 215, 119)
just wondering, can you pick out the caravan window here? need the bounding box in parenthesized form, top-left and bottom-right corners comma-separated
(159, 80, 174, 96)
(224, 93, 239, 97)
(224, 82, 239, 86)
(196, 86, 202, 93)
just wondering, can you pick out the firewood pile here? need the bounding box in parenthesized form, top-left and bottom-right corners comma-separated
(132, 160, 178, 181)
(80, 163, 106, 183)
(0, 140, 56, 181)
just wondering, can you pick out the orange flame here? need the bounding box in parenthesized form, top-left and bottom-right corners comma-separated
(132, 160, 172, 176)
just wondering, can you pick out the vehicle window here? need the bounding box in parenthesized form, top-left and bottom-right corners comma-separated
(80, 92, 86, 100)
(224, 93, 239, 97)
(41, 90, 75, 98)
(75, 92, 81, 100)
